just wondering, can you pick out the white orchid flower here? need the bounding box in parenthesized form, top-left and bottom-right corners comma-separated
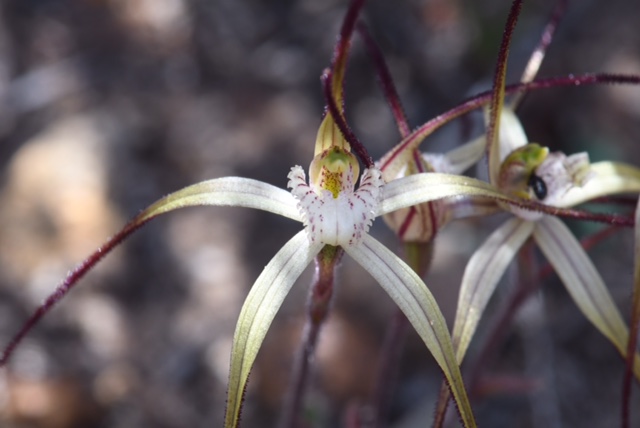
(448, 0, 640, 380)
(0, 86, 496, 428)
(0, 0, 482, 425)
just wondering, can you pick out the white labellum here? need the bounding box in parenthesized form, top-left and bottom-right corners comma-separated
(288, 166, 383, 247)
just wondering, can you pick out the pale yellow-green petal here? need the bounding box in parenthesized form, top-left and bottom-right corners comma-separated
(137, 177, 303, 224)
(442, 135, 486, 175)
(486, 68, 508, 188)
(224, 231, 323, 428)
(495, 107, 529, 162)
(533, 216, 640, 380)
(452, 217, 535, 363)
(558, 162, 640, 208)
(379, 173, 507, 216)
(345, 235, 477, 428)
(448, 197, 502, 221)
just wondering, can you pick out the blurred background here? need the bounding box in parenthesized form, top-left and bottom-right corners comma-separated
(0, 0, 639, 427)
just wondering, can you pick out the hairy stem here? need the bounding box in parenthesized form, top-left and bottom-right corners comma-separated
(280, 246, 343, 428)
(323, 69, 374, 168)
(486, 0, 524, 186)
(0, 216, 150, 366)
(510, 0, 568, 109)
(356, 22, 410, 137)
(379, 72, 640, 176)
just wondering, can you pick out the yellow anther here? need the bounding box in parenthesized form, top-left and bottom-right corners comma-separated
(309, 147, 360, 198)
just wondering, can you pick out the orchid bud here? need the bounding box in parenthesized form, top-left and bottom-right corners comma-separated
(309, 147, 360, 198)
(314, 113, 351, 156)
(382, 153, 451, 243)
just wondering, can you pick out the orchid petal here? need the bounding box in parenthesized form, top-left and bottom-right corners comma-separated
(345, 235, 476, 428)
(495, 107, 529, 161)
(135, 177, 302, 223)
(533, 216, 640, 379)
(438, 135, 486, 175)
(448, 197, 502, 221)
(380, 173, 622, 225)
(452, 217, 535, 363)
(224, 231, 323, 428)
(558, 162, 640, 207)
(380, 173, 507, 216)
(315, 112, 351, 155)
(314, 0, 364, 156)
(328, 0, 363, 112)
(486, 0, 523, 186)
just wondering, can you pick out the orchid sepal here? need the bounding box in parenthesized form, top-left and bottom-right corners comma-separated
(533, 216, 640, 380)
(224, 231, 323, 427)
(452, 217, 536, 363)
(137, 177, 303, 224)
(345, 235, 476, 428)
(558, 161, 640, 208)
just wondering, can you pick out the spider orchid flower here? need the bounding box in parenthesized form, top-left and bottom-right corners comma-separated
(448, 0, 640, 380)
(225, 103, 488, 426)
(5, 2, 640, 427)
(0, 1, 480, 426)
(0, 85, 484, 428)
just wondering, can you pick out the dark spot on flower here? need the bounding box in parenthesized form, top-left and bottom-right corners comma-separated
(528, 173, 547, 200)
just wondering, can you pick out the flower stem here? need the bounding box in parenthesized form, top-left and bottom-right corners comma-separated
(280, 245, 343, 428)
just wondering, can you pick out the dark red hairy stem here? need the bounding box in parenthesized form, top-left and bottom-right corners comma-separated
(486, 0, 524, 183)
(329, 0, 366, 115)
(380, 72, 640, 172)
(0, 216, 152, 366)
(501, 197, 634, 227)
(441, 189, 635, 227)
(321, 0, 373, 167)
(511, 0, 569, 108)
(356, 21, 411, 138)
(280, 247, 343, 428)
(322, 69, 374, 168)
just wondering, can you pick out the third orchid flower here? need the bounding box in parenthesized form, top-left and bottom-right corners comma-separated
(440, 2, 640, 412)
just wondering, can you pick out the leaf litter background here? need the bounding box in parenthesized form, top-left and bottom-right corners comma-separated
(0, 0, 639, 427)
